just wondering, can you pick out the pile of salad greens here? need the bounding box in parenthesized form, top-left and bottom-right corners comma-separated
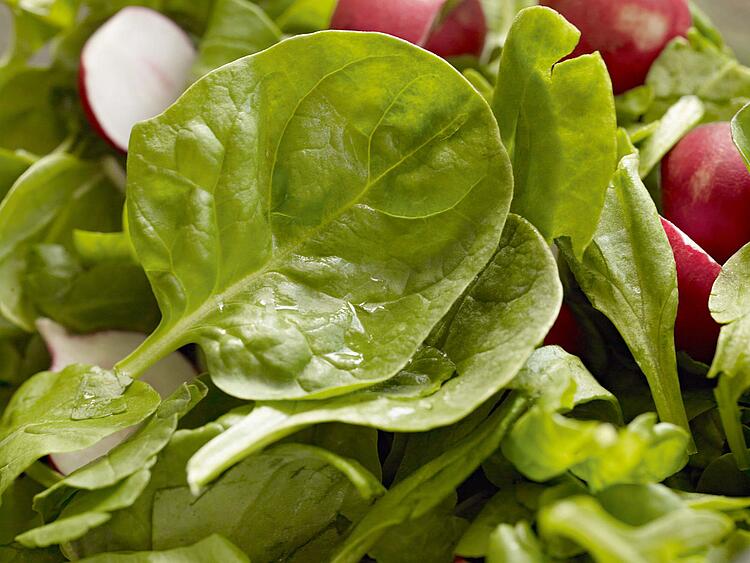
(3, 0, 750, 561)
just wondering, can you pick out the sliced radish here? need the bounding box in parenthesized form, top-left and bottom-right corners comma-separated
(38, 319, 197, 474)
(79, 6, 196, 152)
(330, 0, 486, 58)
(660, 218, 722, 364)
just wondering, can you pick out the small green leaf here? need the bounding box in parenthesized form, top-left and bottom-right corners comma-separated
(0, 365, 159, 497)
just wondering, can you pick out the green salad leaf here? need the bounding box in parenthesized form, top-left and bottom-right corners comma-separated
(191, 0, 280, 79)
(637, 95, 704, 178)
(560, 154, 691, 441)
(71, 426, 382, 561)
(708, 242, 750, 469)
(330, 394, 530, 563)
(502, 348, 689, 490)
(0, 153, 122, 331)
(492, 6, 617, 257)
(186, 213, 561, 490)
(0, 364, 160, 498)
(118, 30, 513, 402)
(539, 488, 734, 562)
(646, 28, 750, 122)
(78, 534, 249, 562)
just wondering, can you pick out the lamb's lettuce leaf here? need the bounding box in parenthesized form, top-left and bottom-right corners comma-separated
(117, 30, 513, 402)
(79, 534, 249, 562)
(539, 489, 734, 562)
(732, 101, 750, 169)
(637, 95, 704, 178)
(646, 28, 750, 123)
(456, 489, 533, 558)
(560, 155, 691, 442)
(191, 0, 280, 79)
(186, 213, 561, 490)
(501, 347, 689, 490)
(708, 242, 750, 469)
(0, 364, 160, 498)
(492, 6, 617, 257)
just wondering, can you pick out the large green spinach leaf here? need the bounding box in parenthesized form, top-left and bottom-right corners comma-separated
(492, 6, 617, 257)
(560, 155, 691, 441)
(186, 213, 561, 490)
(117, 31, 513, 402)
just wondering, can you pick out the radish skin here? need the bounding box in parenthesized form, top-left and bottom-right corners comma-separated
(660, 218, 722, 364)
(662, 122, 750, 265)
(540, 0, 691, 93)
(330, 0, 486, 58)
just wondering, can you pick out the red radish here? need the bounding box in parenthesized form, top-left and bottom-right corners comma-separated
(79, 6, 196, 152)
(38, 319, 196, 474)
(662, 122, 750, 265)
(660, 218, 722, 364)
(544, 303, 584, 358)
(330, 0, 486, 58)
(540, 0, 691, 93)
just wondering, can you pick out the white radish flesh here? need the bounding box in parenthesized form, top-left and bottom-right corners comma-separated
(79, 6, 196, 152)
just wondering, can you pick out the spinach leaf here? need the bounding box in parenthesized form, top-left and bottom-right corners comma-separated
(191, 0, 280, 79)
(0, 67, 75, 155)
(17, 469, 154, 549)
(707, 243, 750, 469)
(72, 429, 381, 561)
(479, 0, 536, 57)
(79, 534, 249, 562)
(4, 0, 78, 30)
(1, 476, 46, 545)
(187, 213, 561, 490)
(32, 382, 206, 526)
(560, 155, 691, 441)
(0, 148, 33, 201)
(492, 6, 617, 257)
(368, 494, 467, 563)
(118, 31, 513, 402)
(330, 394, 530, 563)
(0, 365, 160, 497)
(0, 154, 122, 331)
(25, 244, 160, 334)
